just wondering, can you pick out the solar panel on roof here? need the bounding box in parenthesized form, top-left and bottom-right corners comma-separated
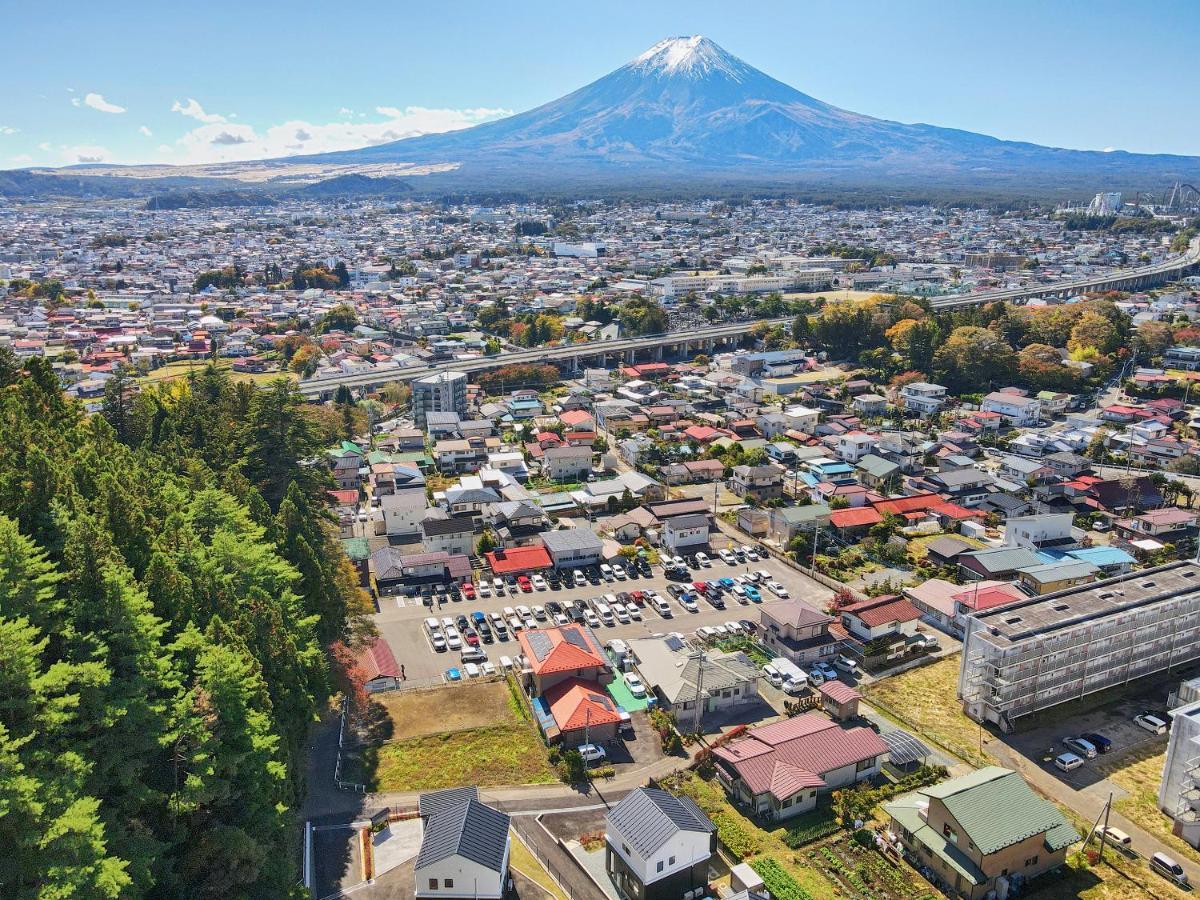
(527, 631, 553, 662)
(562, 627, 589, 652)
(881, 730, 932, 767)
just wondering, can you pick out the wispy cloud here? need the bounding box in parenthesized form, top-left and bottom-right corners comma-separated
(167, 105, 511, 164)
(139, 125, 153, 137)
(171, 98, 226, 123)
(84, 92, 126, 114)
(0, 125, 18, 135)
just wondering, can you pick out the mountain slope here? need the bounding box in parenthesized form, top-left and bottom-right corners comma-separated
(295, 35, 1200, 185)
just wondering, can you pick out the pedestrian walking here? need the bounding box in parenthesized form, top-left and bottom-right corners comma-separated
(401, 665, 406, 681)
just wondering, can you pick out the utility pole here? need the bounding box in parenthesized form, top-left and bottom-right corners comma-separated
(690, 646, 706, 736)
(1098, 792, 1113, 864)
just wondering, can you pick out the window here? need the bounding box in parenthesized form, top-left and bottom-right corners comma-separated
(1025, 855, 1039, 867)
(856, 757, 875, 773)
(656, 861, 664, 873)
(622, 843, 629, 855)
(428, 879, 438, 891)
(782, 797, 792, 808)
(669, 856, 675, 866)
(942, 823, 958, 844)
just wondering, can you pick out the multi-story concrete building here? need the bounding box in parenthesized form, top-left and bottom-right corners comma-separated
(899, 382, 948, 416)
(959, 561, 1200, 732)
(412, 369, 467, 429)
(1159, 677, 1200, 849)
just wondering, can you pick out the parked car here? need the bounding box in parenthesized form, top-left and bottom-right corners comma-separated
(1080, 731, 1113, 754)
(585, 610, 601, 628)
(766, 580, 789, 598)
(833, 655, 860, 675)
(507, 616, 523, 633)
(612, 564, 627, 580)
(532, 605, 548, 621)
(744, 586, 762, 603)
(762, 664, 784, 688)
(612, 603, 631, 624)
(1150, 852, 1189, 887)
(625, 673, 647, 698)
(1097, 826, 1131, 847)
(498, 655, 513, 670)
(724, 620, 743, 635)
(742, 546, 759, 561)
(477, 581, 491, 598)
(577, 743, 608, 765)
(461, 582, 475, 600)
(446, 667, 462, 681)
(517, 575, 533, 593)
(464, 662, 481, 679)
(430, 633, 447, 652)
(492, 577, 506, 595)
(678, 593, 699, 613)
(1063, 737, 1097, 759)
(1054, 752, 1084, 772)
(1134, 713, 1169, 735)
(574, 569, 587, 587)
(532, 574, 548, 591)
(600, 563, 614, 581)
(481, 661, 497, 677)
(445, 627, 463, 650)
(695, 551, 711, 567)
(652, 597, 673, 617)
(697, 626, 718, 642)
(813, 662, 838, 682)
(719, 549, 737, 564)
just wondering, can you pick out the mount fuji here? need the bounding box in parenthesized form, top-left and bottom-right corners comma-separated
(292, 35, 1200, 192)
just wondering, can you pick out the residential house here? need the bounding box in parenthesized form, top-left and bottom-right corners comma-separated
(758, 600, 837, 666)
(998, 455, 1054, 485)
(856, 454, 900, 490)
(899, 382, 948, 416)
(914, 468, 992, 508)
(1003, 514, 1077, 552)
(981, 391, 1041, 427)
(516, 623, 613, 694)
(414, 787, 511, 900)
(543, 444, 593, 482)
(769, 504, 832, 547)
(539, 527, 604, 570)
(420, 512, 476, 557)
(605, 788, 716, 900)
(958, 547, 1043, 582)
(1016, 560, 1099, 595)
(381, 489, 427, 537)
(630, 636, 759, 726)
(835, 430, 876, 463)
(840, 595, 923, 644)
(730, 465, 784, 502)
(355, 636, 402, 693)
(883, 767, 1079, 900)
(713, 715, 887, 821)
(662, 514, 710, 555)
(853, 393, 888, 416)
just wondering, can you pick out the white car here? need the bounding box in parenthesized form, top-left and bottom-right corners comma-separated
(625, 673, 647, 697)
(481, 661, 497, 677)
(477, 581, 491, 598)
(445, 627, 463, 650)
(574, 570, 587, 587)
(732, 585, 748, 600)
(464, 662, 481, 679)
(492, 577, 506, 595)
(678, 594, 699, 613)
(503, 606, 516, 620)
(532, 605, 547, 621)
(553, 612, 569, 626)
(724, 620, 743, 635)
(498, 655, 513, 670)
(719, 549, 737, 564)
(584, 610, 601, 628)
(522, 617, 538, 631)
(1134, 713, 1169, 735)
(430, 633, 447, 652)
(742, 546, 759, 561)
(612, 603, 631, 624)
(532, 575, 548, 591)
(672, 555, 687, 569)
(577, 743, 607, 765)
(695, 552, 711, 567)
(755, 569, 772, 582)
(507, 616, 523, 633)
(697, 626, 718, 642)
(767, 581, 789, 598)
(516, 605, 532, 619)
(653, 597, 673, 617)
(612, 564, 627, 580)
(627, 604, 642, 621)
(489, 611, 505, 628)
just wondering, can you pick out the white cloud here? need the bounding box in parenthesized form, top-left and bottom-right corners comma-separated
(338, 107, 353, 115)
(0, 125, 17, 135)
(139, 125, 153, 137)
(9, 154, 32, 164)
(157, 144, 173, 153)
(70, 97, 81, 107)
(38, 142, 51, 151)
(166, 105, 512, 164)
(171, 98, 226, 123)
(84, 92, 126, 114)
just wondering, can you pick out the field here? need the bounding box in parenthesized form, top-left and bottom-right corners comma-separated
(372, 680, 515, 741)
(782, 289, 892, 303)
(136, 359, 295, 387)
(356, 680, 556, 791)
(861, 655, 993, 768)
(1099, 744, 1200, 869)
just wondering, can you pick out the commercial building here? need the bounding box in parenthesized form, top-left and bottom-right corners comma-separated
(539, 527, 604, 570)
(412, 370, 468, 430)
(958, 561, 1200, 731)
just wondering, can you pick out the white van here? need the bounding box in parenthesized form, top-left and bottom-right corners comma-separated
(653, 597, 673, 617)
(761, 664, 784, 689)
(425, 617, 442, 635)
(600, 563, 614, 581)
(1150, 852, 1189, 886)
(594, 600, 614, 625)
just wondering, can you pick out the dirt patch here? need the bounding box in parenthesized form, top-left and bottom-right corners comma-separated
(372, 680, 514, 742)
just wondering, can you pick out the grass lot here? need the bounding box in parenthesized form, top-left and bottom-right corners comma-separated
(862, 655, 993, 768)
(1099, 743, 1200, 869)
(137, 359, 295, 387)
(359, 682, 556, 791)
(1025, 848, 1190, 899)
(782, 289, 892, 303)
(372, 681, 514, 742)
(509, 830, 567, 900)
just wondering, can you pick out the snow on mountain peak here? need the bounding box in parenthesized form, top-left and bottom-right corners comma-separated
(630, 36, 749, 81)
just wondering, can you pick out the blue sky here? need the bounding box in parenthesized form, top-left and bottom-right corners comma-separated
(4, 0, 1199, 168)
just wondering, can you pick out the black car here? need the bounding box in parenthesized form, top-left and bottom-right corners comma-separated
(706, 594, 726, 610)
(455, 614, 470, 632)
(478, 621, 494, 643)
(586, 567, 601, 584)
(546, 572, 562, 589)
(570, 602, 587, 623)
(546, 600, 563, 617)
(1080, 731, 1112, 753)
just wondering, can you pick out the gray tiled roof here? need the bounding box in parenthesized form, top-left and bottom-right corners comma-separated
(416, 787, 510, 873)
(607, 788, 714, 858)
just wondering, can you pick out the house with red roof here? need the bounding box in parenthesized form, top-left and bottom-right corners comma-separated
(712, 714, 887, 821)
(543, 677, 623, 746)
(839, 595, 922, 643)
(355, 636, 402, 693)
(486, 545, 552, 576)
(516, 623, 613, 694)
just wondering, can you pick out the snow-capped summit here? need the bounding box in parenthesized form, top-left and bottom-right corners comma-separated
(629, 35, 751, 82)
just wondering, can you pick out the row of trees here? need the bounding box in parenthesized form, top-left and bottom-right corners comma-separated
(1, 352, 369, 897)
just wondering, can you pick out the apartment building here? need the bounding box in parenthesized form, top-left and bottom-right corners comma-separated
(981, 391, 1041, 427)
(1158, 677, 1200, 849)
(412, 370, 468, 429)
(959, 561, 1200, 732)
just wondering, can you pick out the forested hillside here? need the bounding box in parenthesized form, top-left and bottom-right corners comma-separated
(0, 353, 370, 898)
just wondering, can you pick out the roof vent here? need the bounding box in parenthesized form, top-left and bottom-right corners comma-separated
(1098, 591, 1115, 600)
(1140, 581, 1156, 589)
(1053, 604, 1070, 612)
(1004, 616, 1023, 625)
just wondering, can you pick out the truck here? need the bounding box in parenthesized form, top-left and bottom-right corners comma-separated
(770, 657, 809, 694)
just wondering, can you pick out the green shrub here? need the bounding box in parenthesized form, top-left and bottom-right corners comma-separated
(708, 809, 761, 859)
(783, 808, 840, 847)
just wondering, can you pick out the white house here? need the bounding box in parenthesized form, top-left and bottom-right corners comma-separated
(605, 788, 716, 900)
(1003, 513, 1075, 551)
(661, 514, 710, 555)
(543, 444, 593, 482)
(834, 430, 876, 463)
(420, 513, 476, 557)
(414, 787, 510, 899)
(782, 404, 821, 435)
(382, 490, 426, 537)
(899, 382, 948, 416)
(981, 391, 1041, 427)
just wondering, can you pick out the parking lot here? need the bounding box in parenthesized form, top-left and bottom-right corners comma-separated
(372, 550, 835, 681)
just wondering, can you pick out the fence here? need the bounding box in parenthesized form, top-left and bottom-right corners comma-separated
(510, 814, 608, 900)
(334, 696, 367, 793)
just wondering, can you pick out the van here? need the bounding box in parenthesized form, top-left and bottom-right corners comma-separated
(425, 617, 442, 634)
(653, 597, 673, 617)
(761, 664, 784, 689)
(1150, 852, 1189, 886)
(593, 600, 614, 625)
(1054, 752, 1084, 772)
(1096, 826, 1131, 847)
(460, 647, 487, 664)
(600, 563, 614, 581)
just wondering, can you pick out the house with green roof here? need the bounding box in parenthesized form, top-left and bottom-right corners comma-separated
(883, 766, 1078, 899)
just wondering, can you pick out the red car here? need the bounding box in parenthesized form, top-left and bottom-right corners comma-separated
(692, 581, 709, 595)
(629, 590, 646, 606)
(462, 582, 476, 600)
(517, 576, 533, 593)
(464, 628, 480, 647)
